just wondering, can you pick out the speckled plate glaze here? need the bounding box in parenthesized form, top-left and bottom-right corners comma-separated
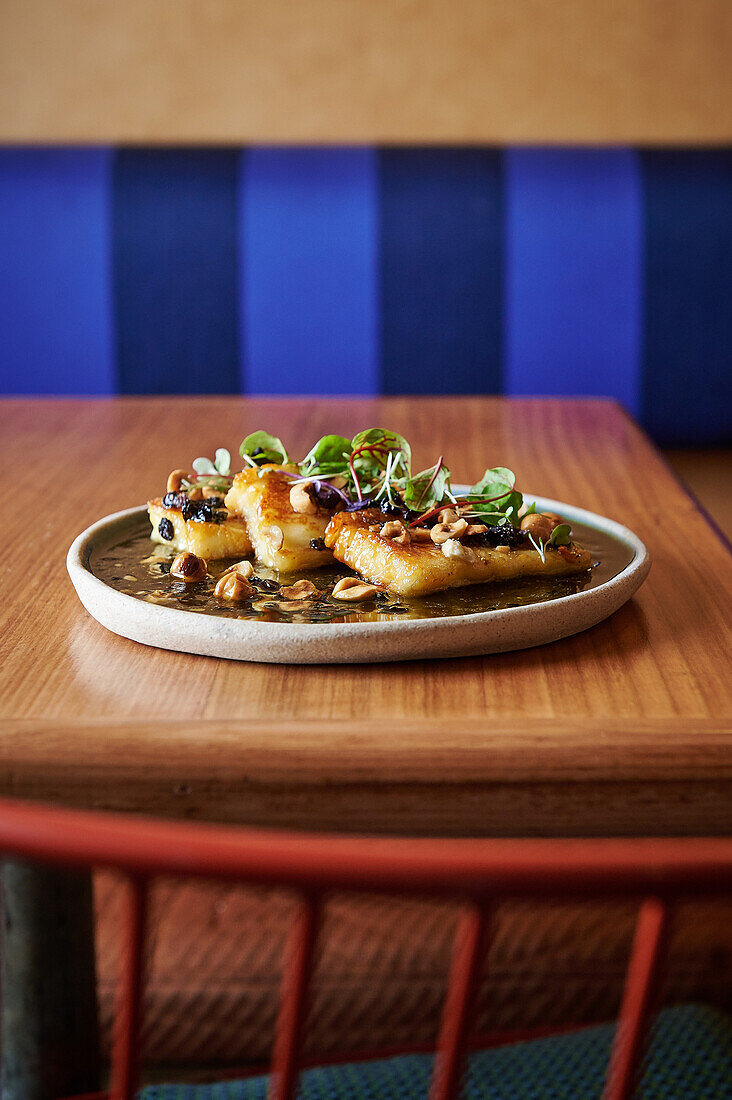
(67, 494, 650, 664)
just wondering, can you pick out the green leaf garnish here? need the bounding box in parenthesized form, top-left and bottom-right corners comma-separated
(192, 456, 216, 475)
(351, 429, 411, 477)
(299, 435, 352, 477)
(349, 428, 411, 501)
(468, 466, 515, 500)
(549, 523, 572, 547)
(239, 431, 289, 466)
(214, 448, 231, 476)
(404, 459, 450, 512)
(190, 448, 232, 490)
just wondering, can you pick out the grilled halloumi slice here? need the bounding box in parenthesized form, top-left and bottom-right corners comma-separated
(324, 510, 592, 597)
(224, 465, 336, 572)
(148, 499, 252, 559)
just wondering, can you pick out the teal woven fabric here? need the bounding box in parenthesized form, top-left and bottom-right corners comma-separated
(140, 1004, 732, 1099)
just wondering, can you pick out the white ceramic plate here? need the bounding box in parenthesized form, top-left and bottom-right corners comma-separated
(67, 494, 650, 664)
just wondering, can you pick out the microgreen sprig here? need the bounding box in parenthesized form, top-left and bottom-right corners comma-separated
(183, 448, 233, 492)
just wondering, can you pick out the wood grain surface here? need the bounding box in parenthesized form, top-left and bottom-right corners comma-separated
(1, 0, 730, 144)
(1, 397, 730, 836)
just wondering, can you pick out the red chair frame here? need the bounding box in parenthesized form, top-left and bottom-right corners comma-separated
(0, 798, 730, 1100)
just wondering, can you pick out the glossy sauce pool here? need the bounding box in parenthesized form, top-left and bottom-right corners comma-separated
(89, 519, 634, 625)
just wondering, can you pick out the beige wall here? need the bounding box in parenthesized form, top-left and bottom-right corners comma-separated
(0, 0, 730, 144)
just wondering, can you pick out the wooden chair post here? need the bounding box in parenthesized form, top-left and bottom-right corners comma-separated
(429, 902, 491, 1100)
(602, 895, 669, 1100)
(268, 892, 320, 1100)
(108, 875, 148, 1100)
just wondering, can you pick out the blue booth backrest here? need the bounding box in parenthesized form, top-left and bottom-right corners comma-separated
(0, 146, 730, 446)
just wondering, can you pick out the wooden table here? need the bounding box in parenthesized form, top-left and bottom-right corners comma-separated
(1, 396, 731, 1098)
(1, 395, 731, 838)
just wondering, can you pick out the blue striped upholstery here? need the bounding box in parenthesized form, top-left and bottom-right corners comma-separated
(0, 146, 730, 444)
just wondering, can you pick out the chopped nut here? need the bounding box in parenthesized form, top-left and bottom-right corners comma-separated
(264, 524, 284, 550)
(438, 508, 459, 524)
(541, 511, 564, 528)
(213, 571, 253, 601)
(188, 486, 204, 501)
(441, 538, 477, 562)
(202, 486, 222, 498)
(278, 600, 316, 612)
(465, 523, 488, 536)
(170, 552, 207, 582)
(430, 518, 468, 544)
(329, 475, 348, 489)
(495, 544, 510, 553)
(289, 481, 318, 514)
(380, 520, 411, 545)
(332, 577, 380, 601)
(410, 527, 433, 542)
(280, 579, 318, 600)
(229, 559, 254, 580)
(368, 524, 381, 533)
(166, 469, 188, 493)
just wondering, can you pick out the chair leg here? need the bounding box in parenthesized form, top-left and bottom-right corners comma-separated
(0, 861, 100, 1100)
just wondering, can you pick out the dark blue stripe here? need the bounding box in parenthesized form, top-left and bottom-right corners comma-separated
(504, 149, 642, 414)
(640, 150, 732, 445)
(379, 148, 503, 394)
(0, 148, 113, 395)
(241, 148, 378, 394)
(112, 149, 240, 394)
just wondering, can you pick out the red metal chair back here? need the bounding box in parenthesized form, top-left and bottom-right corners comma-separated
(0, 798, 730, 1100)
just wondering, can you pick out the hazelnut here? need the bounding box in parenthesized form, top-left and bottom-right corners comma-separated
(289, 481, 318, 514)
(465, 523, 488, 536)
(188, 486, 204, 501)
(438, 508, 459, 524)
(380, 520, 411, 546)
(520, 514, 554, 543)
(410, 527, 433, 542)
(166, 469, 188, 493)
(430, 518, 468, 545)
(230, 559, 254, 580)
(170, 552, 207, 582)
(280, 579, 318, 600)
(213, 571, 253, 601)
(541, 511, 564, 529)
(332, 577, 380, 601)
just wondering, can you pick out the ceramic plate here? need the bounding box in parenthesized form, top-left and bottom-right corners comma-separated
(68, 495, 647, 664)
(67, 495, 650, 664)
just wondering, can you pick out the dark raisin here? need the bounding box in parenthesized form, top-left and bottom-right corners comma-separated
(159, 562, 171, 574)
(252, 578, 280, 593)
(310, 538, 327, 551)
(205, 496, 224, 509)
(181, 499, 194, 521)
(158, 518, 174, 541)
(163, 491, 187, 510)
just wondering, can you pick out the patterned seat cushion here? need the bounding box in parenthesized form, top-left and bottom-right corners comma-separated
(139, 1004, 732, 1099)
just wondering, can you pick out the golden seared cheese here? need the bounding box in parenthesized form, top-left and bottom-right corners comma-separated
(148, 499, 252, 559)
(224, 465, 337, 571)
(324, 510, 593, 597)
